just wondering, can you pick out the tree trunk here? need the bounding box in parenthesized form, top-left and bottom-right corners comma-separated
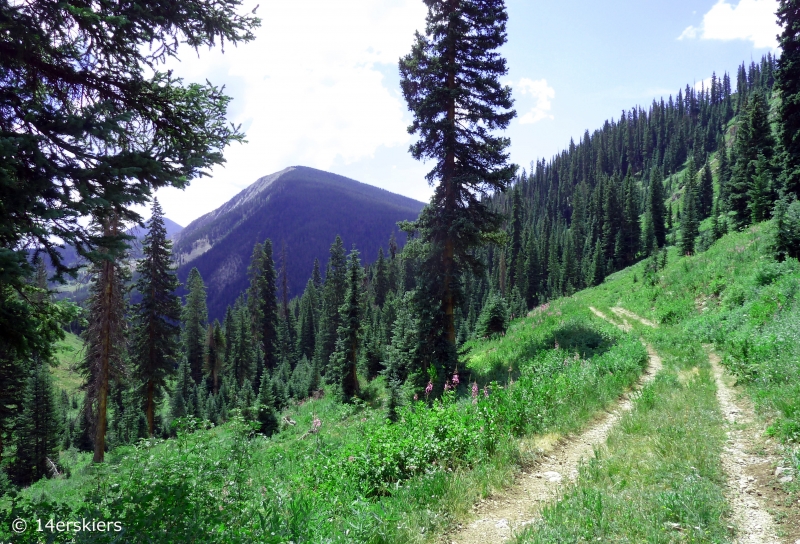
(146, 379, 155, 437)
(442, 0, 459, 348)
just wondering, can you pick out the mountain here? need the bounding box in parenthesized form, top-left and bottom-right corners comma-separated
(173, 166, 425, 319)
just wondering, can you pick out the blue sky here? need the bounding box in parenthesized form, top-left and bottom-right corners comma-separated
(149, 0, 780, 226)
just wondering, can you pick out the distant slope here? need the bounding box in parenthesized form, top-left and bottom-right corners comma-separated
(173, 166, 425, 319)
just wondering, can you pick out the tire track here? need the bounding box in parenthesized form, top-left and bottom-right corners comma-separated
(445, 308, 661, 544)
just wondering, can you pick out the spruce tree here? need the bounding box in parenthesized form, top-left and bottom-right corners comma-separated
(248, 240, 279, 372)
(649, 167, 667, 247)
(750, 153, 774, 222)
(698, 161, 714, 219)
(374, 248, 389, 307)
(315, 236, 348, 373)
(297, 280, 317, 361)
(182, 268, 208, 384)
(81, 214, 128, 463)
(330, 248, 364, 401)
(680, 175, 699, 255)
(399, 0, 516, 375)
(728, 90, 775, 227)
(130, 199, 182, 437)
(11, 363, 62, 485)
(777, 0, 800, 200)
(204, 320, 225, 395)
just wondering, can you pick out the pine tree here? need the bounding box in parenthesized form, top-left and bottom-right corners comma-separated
(256, 377, 278, 436)
(81, 214, 128, 463)
(773, 195, 800, 260)
(130, 199, 181, 437)
(728, 90, 775, 227)
(750, 153, 774, 222)
(297, 280, 317, 361)
(182, 268, 208, 385)
(649, 167, 668, 247)
(776, 0, 800, 200)
(399, 0, 516, 372)
(698, 161, 714, 219)
(315, 236, 347, 373)
(331, 248, 365, 401)
(248, 240, 279, 372)
(374, 248, 389, 307)
(475, 292, 508, 337)
(204, 320, 225, 395)
(681, 175, 699, 255)
(170, 359, 193, 420)
(11, 363, 62, 485)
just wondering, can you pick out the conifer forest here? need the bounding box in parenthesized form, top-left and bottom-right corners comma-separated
(2, 0, 800, 542)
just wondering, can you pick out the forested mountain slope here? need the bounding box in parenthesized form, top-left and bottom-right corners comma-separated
(172, 166, 424, 319)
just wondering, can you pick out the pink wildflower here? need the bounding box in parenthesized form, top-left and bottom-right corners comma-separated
(444, 381, 451, 391)
(452, 373, 460, 386)
(413, 393, 418, 401)
(472, 382, 479, 404)
(483, 385, 489, 398)
(425, 380, 433, 399)
(311, 415, 321, 433)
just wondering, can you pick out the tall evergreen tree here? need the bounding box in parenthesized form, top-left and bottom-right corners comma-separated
(681, 175, 699, 255)
(11, 363, 62, 485)
(777, 0, 800, 200)
(248, 240, 279, 372)
(204, 320, 225, 395)
(399, 0, 517, 377)
(648, 160, 667, 248)
(81, 214, 128, 463)
(374, 248, 389, 307)
(130, 199, 181, 437)
(315, 236, 347, 372)
(182, 268, 208, 385)
(331, 248, 365, 401)
(698, 161, 714, 219)
(728, 90, 775, 226)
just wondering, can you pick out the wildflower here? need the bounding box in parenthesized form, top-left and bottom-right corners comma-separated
(425, 380, 433, 398)
(554, 341, 560, 350)
(444, 381, 451, 391)
(483, 385, 489, 398)
(413, 393, 419, 401)
(311, 415, 321, 433)
(471, 382, 479, 404)
(452, 372, 460, 386)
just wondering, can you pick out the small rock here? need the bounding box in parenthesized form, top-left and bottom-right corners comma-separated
(775, 466, 791, 477)
(779, 475, 793, 484)
(495, 519, 508, 529)
(542, 471, 562, 483)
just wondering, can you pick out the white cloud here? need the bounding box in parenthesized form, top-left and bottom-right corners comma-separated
(145, 0, 427, 226)
(515, 78, 555, 125)
(678, 0, 780, 49)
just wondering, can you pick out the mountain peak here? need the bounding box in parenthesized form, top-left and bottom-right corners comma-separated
(173, 166, 424, 319)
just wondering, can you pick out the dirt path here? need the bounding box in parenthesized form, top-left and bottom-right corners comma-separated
(610, 306, 658, 328)
(444, 309, 661, 544)
(706, 348, 790, 544)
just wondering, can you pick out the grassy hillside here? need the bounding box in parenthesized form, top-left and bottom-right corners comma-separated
(51, 332, 83, 397)
(5, 223, 798, 543)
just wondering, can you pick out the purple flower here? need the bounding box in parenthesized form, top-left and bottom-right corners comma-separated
(452, 373, 460, 386)
(413, 393, 418, 401)
(471, 382, 478, 404)
(311, 414, 321, 433)
(444, 381, 451, 391)
(483, 385, 489, 398)
(425, 380, 433, 398)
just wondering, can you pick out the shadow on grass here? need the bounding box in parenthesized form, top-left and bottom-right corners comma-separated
(549, 324, 613, 359)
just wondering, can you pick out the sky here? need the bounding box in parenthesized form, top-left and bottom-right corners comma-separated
(147, 0, 782, 227)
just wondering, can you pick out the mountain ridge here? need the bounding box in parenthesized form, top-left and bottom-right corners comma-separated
(173, 165, 425, 319)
